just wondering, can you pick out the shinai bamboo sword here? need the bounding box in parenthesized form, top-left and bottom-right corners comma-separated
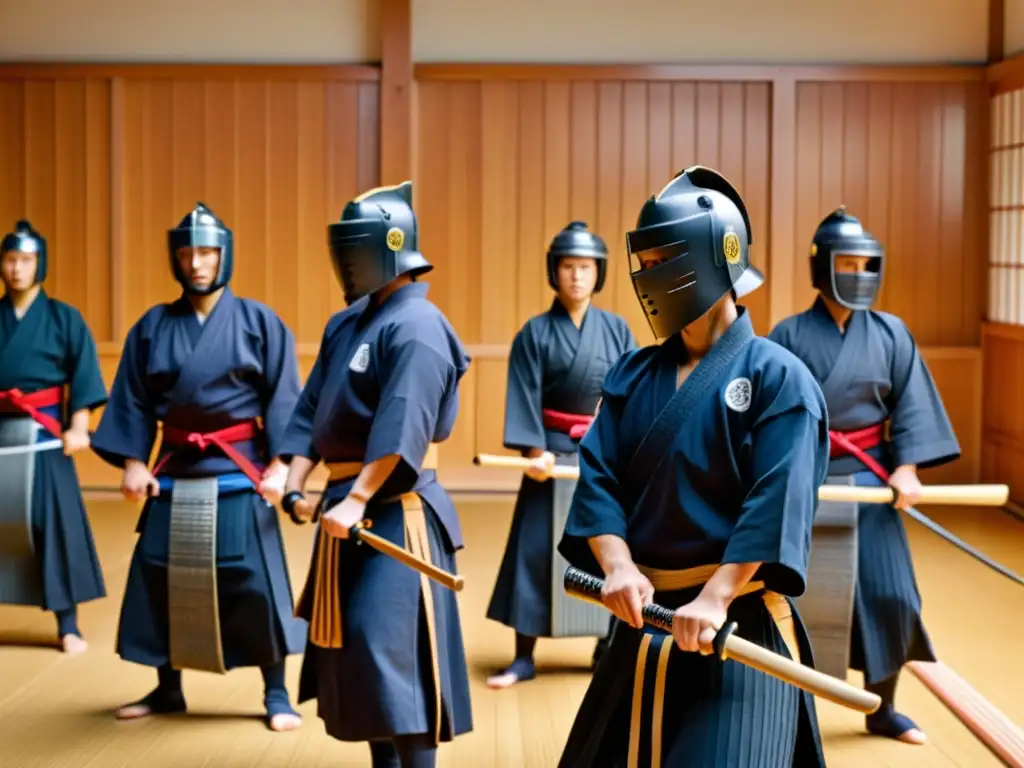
(562, 566, 881, 714)
(477, 454, 1022, 586)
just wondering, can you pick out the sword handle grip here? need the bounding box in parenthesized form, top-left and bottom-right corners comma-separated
(562, 566, 881, 715)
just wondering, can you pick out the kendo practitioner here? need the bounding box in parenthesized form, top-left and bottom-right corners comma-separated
(485, 222, 636, 690)
(90, 203, 306, 732)
(0, 220, 107, 655)
(557, 166, 829, 768)
(768, 208, 960, 746)
(278, 181, 473, 768)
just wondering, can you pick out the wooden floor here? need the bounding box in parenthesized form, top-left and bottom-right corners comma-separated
(0, 496, 1022, 767)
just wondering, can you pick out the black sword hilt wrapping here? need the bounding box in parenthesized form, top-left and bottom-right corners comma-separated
(562, 565, 677, 631)
(563, 566, 738, 658)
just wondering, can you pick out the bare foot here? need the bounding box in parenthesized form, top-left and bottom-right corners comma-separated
(898, 728, 927, 745)
(485, 672, 519, 690)
(61, 634, 88, 656)
(866, 710, 927, 745)
(115, 702, 155, 720)
(486, 659, 536, 690)
(268, 713, 302, 732)
(115, 690, 186, 720)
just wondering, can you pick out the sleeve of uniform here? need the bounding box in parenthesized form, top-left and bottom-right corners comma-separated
(364, 321, 456, 477)
(277, 325, 328, 464)
(259, 312, 302, 459)
(764, 320, 791, 350)
(620, 319, 639, 354)
(721, 366, 829, 598)
(557, 387, 630, 576)
(502, 324, 546, 453)
(90, 324, 157, 468)
(63, 306, 108, 414)
(886, 320, 961, 470)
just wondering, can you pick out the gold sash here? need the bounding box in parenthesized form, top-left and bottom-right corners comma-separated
(300, 443, 444, 745)
(627, 565, 800, 768)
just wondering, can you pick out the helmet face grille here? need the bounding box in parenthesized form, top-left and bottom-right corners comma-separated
(810, 208, 885, 310)
(625, 169, 762, 337)
(328, 181, 430, 302)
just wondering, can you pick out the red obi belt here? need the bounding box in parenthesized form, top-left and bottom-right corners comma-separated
(828, 422, 890, 483)
(0, 386, 64, 438)
(543, 408, 594, 441)
(153, 419, 264, 486)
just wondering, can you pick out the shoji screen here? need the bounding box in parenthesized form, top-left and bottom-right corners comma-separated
(991, 90, 1024, 324)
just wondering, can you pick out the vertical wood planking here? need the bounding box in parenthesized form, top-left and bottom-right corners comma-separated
(743, 83, 771, 332)
(0, 79, 113, 338)
(0, 66, 381, 489)
(325, 82, 364, 311)
(85, 80, 112, 342)
(378, 0, 412, 186)
(479, 82, 521, 345)
(0, 81, 26, 234)
(296, 81, 328, 341)
(793, 80, 984, 345)
(0, 64, 989, 490)
(114, 76, 377, 338)
(415, 78, 774, 346)
(411, 69, 984, 489)
(23, 82, 56, 299)
(517, 82, 547, 318)
(53, 81, 83, 314)
(617, 81, 648, 334)
(415, 81, 450, 319)
(415, 76, 775, 481)
(768, 75, 797, 330)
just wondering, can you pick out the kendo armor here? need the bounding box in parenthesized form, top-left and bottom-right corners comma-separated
(546, 221, 609, 293)
(810, 207, 885, 311)
(626, 166, 764, 339)
(1, 220, 48, 284)
(167, 203, 234, 295)
(327, 181, 432, 304)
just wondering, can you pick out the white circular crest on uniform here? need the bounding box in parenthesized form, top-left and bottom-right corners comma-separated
(723, 377, 752, 413)
(349, 342, 371, 373)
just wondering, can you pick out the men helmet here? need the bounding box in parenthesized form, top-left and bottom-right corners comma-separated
(167, 202, 233, 295)
(1, 220, 47, 284)
(810, 207, 884, 311)
(546, 221, 608, 293)
(626, 166, 763, 339)
(327, 181, 431, 304)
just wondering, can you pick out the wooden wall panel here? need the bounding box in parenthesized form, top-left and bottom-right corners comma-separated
(793, 80, 987, 346)
(0, 64, 989, 493)
(981, 325, 1024, 498)
(415, 77, 777, 489)
(416, 69, 987, 491)
(118, 77, 379, 341)
(919, 348, 983, 485)
(0, 65, 380, 490)
(0, 78, 112, 340)
(416, 79, 773, 341)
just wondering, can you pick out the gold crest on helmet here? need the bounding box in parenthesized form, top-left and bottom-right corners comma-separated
(386, 227, 404, 252)
(723, 231, 741, 265)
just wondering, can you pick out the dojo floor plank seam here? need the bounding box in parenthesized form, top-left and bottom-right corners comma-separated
(0, 498, 1020, 767)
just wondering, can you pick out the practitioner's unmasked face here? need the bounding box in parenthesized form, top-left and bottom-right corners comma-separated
(176, 246, 222, 293)
(556, 257, 599, 303)
(1, 248, 38, 293)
